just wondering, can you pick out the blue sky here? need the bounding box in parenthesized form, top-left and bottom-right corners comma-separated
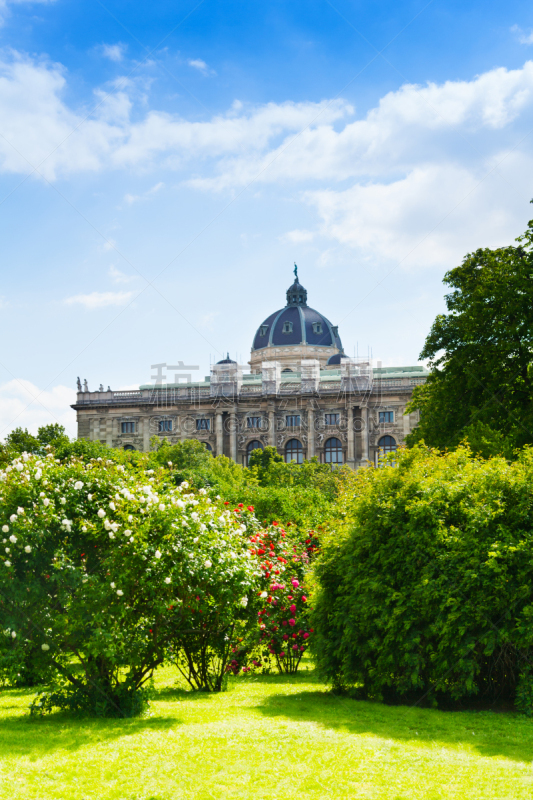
(2, 0, 533, 436)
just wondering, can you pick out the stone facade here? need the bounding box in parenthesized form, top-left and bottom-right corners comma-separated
(72, 365, 426, 468)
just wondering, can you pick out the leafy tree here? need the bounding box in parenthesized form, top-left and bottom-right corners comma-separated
(248, 445, 283, 481)
(150, 438, 213, 471)
(36, 424, 69, 450)
(1, 424, 70, 467)
(407, 211, 533, 454)
(4, 428, 40, 454)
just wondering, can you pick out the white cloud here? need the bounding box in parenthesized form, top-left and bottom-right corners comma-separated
(64, 291, 135, 309)
(0, 53, 352, 179)
(511, 25, 533, 45)
(1, 51, 533, 270)
(0, 52, 532, 186)
(199, 312, 219, 329)
(0, 379, 76, 439)
(188, 63, 533, 191)
(282, 229, 315, 244)
(0, 0, 56, 27)
(303, 166, 490, 269)
(123, 181, 164, 205)
(101, 43, 126, 62)
(109, 265, 137, 284)
(187, 58, 214, 76)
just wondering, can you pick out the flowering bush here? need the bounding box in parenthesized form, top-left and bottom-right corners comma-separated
(221, 510, 318, 676)
(251, 522, 317, 674)
(0, 453, 261, 714)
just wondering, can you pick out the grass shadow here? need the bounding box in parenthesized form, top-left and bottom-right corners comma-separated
(231, 668, 323, 688)
(0, 685, 183, 759)
(256, 688, 533, 763)
(0, 676, 241, 759)
(0, 713, 182, 758)
(155, 686, 217, 701)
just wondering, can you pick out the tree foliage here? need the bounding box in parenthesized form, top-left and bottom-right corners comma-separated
(407, 212, 533, 454)
(0, 424, 70, 466)
(310, 444, 533, 711)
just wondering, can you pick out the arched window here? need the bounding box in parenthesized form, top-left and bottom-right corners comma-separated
(247, 440, 263, 465)
(378, 435, 397, 454)
(204, 442, 213, 453)
(123, 444, 135, 451)
(324, 437, 343, 464)
(285, 438, 303, 464)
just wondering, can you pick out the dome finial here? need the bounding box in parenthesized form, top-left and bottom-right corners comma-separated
(293, 262, 298, 279)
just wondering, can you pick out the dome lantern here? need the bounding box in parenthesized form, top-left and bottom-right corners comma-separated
(249, 266, 343, 373)
(286, 263, 308, 307)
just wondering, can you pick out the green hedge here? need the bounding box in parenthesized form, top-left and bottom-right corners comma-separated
(310, 445, 533, 710)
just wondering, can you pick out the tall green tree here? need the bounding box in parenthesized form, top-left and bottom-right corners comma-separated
(406, 210, 533, 454)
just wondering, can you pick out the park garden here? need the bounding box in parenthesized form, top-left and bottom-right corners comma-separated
(4, 223, 533, 798)
(2, 430, 533, 798)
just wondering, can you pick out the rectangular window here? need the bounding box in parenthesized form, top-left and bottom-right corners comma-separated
(159, 420, 172, 432)
(259, 325, 268, 337)
(247, 417, 261, 429)
(325, 413, 339, 426)
(121, 421, 135, 434)
(282, 321, 293, 334)
(286, 415, 301, 427)
(312, 322, 323, 334)
(379, 411, 394, 423)
(196, 418, 210, 431)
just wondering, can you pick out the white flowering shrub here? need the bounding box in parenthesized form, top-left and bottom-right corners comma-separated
(0, 454, 263, 715)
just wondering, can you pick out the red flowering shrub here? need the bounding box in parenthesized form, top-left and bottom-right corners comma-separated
(223, 511, 320, 675)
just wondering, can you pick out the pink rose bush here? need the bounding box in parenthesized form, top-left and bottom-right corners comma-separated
(224, 516, 318, 676)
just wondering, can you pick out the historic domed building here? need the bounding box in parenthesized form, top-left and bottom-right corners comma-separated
(73, 268, 428, 468)
(250, 268, 343, 372)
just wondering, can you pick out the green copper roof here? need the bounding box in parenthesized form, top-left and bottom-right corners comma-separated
(139, 364, 428, 391)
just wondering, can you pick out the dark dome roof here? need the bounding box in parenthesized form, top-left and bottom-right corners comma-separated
(252, 270, 342, 352)
(216, 352, 237, 365)
(326, 352, 349, 366)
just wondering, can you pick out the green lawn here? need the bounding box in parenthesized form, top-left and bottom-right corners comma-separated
(2, 667, 533, 800)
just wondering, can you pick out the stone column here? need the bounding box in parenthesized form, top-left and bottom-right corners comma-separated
(230, 407, 238, 462)
(307, 406, 315, 459)
(143, 417, 150, 452)
(268, 409, 275, 447)
(402, 406, 410, 439)
(347, 406, 355, 466)
(106, 416, 113, 448)
(361, 406, 369, 463)
(215, 411, 223, 456)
